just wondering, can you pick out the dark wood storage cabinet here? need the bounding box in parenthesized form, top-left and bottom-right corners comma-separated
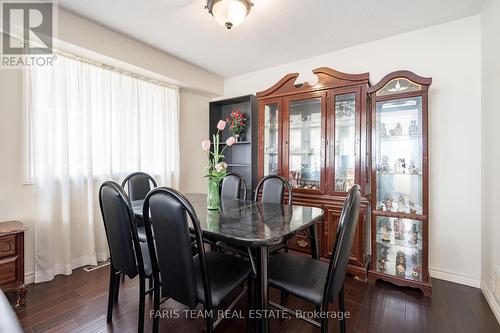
(209, 95, 259, 194)
(256, 68, 371, 279)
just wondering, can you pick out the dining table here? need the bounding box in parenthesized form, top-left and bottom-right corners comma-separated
(132, 193, 324, 333)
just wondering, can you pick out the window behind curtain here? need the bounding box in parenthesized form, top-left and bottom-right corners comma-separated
(26, 54, 180, 187)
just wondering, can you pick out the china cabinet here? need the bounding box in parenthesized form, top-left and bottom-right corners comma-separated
(367, 71, 432, 295)
(209, 95, 258, 195)
(256, 68, 371, 279)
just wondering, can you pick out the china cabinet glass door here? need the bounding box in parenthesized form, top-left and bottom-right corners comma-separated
(333, 92, 357, 193)
(286, 95, 325, 192)
(263, 102, 280, 176)
(369, 73, 431, 292)
(375, 97, 423, 214)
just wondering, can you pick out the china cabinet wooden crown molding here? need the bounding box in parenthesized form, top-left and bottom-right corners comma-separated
(256, 67, 371, 280)
(368, 70, 432, 295)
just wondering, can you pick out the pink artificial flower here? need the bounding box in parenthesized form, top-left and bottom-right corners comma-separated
(217, 120, 226, 131)
(226, 136, 236, 146)
(201, 140, 211, 151)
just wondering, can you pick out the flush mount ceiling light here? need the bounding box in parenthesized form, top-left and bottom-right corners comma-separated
(206, 0, 254, 30)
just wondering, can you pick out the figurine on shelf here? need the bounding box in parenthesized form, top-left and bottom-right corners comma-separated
(394, 158, 402, 174)
(409, 224, 419, 245)
(395, 251, 406, 277)
(393, 218, 401, 239)
(411, 251, 419, 264)
(394, 218, 406, 240)
(393, 158, 407, 174)
(408, 160, 420, 174)
(377, 257, 390, 271)
(397, 195, 406, 212)
(389, 122, 403, 136)
(379, 123, 387, 137)
(379, 155, 391, 173)
(412, 266, 421, 279)
(380, 242, 391, 257)
(384, 195, 394, 211)
(409, 120, 419, 137)
(381, 225, 391, 242)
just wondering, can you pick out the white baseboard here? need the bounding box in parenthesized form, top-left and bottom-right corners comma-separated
(25, 271, 34, 285)
(481, 280, 500, 324)
(429, 267, 481, 288)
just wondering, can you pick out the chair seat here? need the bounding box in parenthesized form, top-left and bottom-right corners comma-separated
(194, 251, 252, 307)
(268, 254, 328, 305)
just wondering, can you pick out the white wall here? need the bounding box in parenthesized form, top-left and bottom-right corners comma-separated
(179, 90, 210, 194)
(0, 8, 224, 282)
(0, 69, 36, 277)
(224, 16, 483, 286)
(57, 10, 223, 96)
(481, 0, 500, 322)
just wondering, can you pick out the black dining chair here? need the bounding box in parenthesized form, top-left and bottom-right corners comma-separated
(99, 181, 155, 333)
(121, 172, 158, 201)
(121, 172, 158, 243)
(267, 185, 361, 333)
(255, 175, 293, 254)
(254, 175, 293, 206)
(221, 173, 247, 200)
(142, 187, 253, 333)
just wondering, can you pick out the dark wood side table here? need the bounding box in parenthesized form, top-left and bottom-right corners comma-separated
(0, 221, 28, 309)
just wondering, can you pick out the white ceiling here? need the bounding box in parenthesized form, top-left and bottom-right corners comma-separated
(59, 0, 484, 78)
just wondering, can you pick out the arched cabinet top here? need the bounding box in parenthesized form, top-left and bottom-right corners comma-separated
(368, 70, 432, 96)
(256, 67, 370, 98)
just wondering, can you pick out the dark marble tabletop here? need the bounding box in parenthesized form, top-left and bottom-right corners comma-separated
(132, 193, 324, 247)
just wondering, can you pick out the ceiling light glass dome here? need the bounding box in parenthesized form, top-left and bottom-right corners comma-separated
(206, 0, 253, 29)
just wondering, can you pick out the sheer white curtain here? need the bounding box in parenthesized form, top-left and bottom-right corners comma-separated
(29, 54, 179, 283)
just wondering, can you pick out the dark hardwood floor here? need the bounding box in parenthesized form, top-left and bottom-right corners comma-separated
(11, 265, 500, 333)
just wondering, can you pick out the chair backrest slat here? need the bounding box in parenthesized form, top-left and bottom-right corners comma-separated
(323, 185, 361, 304)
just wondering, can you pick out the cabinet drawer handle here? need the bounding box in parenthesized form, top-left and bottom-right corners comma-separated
(297, 239, 309, 248)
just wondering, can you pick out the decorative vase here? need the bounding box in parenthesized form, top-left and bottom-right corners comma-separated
(207, 179, 220, 210)
(234, 133, 240, 142)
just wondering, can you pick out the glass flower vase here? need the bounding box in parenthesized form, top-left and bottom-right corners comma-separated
(207, 179, 220, 210)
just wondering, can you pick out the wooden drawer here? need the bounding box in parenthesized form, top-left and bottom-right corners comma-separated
(0, 257, 17, 285)
(288, 234, 312, 253)
(0, 235, 16, 258)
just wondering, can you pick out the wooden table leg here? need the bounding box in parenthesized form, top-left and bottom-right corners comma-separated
(255, 246, 269, 333)
(309, 223, 319, 260)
